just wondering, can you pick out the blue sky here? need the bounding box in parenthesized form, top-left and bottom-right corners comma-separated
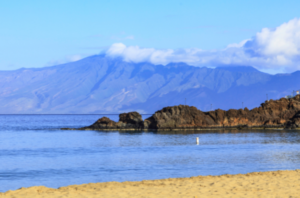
(1, 0, 300, 73)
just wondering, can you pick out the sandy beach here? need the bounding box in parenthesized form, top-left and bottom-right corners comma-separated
(1, 170, 300, 198)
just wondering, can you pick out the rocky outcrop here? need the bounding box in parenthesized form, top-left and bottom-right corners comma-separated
(65, 95, 300, 131)
(143, 95, 300, 130)
(79, 112, 144, 130)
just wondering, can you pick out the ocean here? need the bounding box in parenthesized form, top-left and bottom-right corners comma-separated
(1, 114, 300, 192)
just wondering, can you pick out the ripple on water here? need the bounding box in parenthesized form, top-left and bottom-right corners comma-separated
(0, 115, 300, 192)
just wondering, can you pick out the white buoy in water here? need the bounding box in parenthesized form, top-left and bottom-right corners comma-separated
(196, 137, 199, 145)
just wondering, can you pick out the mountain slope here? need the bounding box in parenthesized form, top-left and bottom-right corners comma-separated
(0, 55, 298, 114)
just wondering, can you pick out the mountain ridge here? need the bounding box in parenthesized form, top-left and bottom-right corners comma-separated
(0, 54, 298, 114)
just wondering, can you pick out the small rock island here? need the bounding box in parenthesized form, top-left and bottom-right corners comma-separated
(64, 95, 300, 131)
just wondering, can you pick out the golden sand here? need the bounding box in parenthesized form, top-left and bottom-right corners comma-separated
(1, 170, 300, 198)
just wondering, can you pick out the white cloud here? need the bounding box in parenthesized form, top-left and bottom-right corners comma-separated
(46, 54, 86, 66)
(106, 18, 300, 74)
(106, 43, 204, 65)
(242, 18, 300, 72)
(226, 39, 250, 48)
(68, 55, 83, 62)
(106, 43, 127, 56)
(256, 19, 300, 57)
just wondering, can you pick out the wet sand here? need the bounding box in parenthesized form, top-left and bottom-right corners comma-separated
(1, 170, 300, 198)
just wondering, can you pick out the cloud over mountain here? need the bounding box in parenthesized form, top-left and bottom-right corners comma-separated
(106, 18, 300, 74)
(244, 18, 300, 70)
(0, 54, 299, 114)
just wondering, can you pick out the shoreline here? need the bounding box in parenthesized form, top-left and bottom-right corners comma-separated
(2, 169, 300, 198)
(63, 126, 300, 131)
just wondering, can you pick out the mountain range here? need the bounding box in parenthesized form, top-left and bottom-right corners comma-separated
(0, 54, 299, 114)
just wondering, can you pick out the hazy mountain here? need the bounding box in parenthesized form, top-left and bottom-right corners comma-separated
(0, 54, 299, 114)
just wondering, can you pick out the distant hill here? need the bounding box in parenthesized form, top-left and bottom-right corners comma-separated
(0, 54, 299, 114)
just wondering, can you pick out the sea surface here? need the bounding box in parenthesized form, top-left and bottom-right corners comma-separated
(1, 115, 300, 192)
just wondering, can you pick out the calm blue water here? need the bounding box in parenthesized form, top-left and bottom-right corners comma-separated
(1, 115, 300, 192)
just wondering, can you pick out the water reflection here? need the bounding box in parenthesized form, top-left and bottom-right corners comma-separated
(99, 129, 300, 146)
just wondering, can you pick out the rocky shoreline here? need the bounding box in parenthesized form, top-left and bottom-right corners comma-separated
(62, 95, 300, 131)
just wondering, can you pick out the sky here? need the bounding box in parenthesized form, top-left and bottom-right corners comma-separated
(1, 0, 300, 73)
